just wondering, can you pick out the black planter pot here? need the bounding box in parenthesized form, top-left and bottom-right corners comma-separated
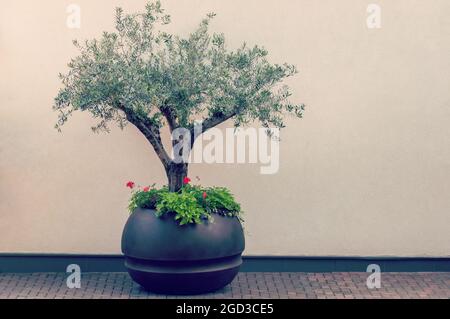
(121, 208, 245, 294)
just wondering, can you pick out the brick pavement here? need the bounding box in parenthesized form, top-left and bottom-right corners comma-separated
(0, 272, 448, 299)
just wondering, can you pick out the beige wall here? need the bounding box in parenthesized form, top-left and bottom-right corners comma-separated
(1, 0, 449, 256)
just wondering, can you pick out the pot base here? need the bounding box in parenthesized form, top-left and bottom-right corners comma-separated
(125, 255, 242, 294)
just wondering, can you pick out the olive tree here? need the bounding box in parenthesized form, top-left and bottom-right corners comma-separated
(54, 1, 304, 192)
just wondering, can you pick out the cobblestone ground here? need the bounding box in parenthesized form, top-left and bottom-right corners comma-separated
(0, 272, 448, 299)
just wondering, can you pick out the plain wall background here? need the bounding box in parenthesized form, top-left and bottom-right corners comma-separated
(1, 0, 449, 256)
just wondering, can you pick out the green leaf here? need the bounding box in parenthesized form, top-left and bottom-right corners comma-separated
(54, 1, 303, 133)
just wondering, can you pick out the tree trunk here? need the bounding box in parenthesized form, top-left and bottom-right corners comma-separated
(166, 163, 188, 192)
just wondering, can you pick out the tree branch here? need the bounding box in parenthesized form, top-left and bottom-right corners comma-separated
(116, 103, 171, 168)
(203, 111, 237, 131)
(159, 102, 178, 132)
(189, 110, 236, 147)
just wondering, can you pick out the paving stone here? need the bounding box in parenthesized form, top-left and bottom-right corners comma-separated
(0, 272, 448, 299)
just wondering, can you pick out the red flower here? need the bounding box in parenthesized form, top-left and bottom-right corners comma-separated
(183, 177, 191, 185)
(202, 192, 207, 199)
(143, 186, 150, 192)
(126, 181, 135, 189)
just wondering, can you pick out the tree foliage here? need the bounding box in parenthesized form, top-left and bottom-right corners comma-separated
(54, 1, 304, 189)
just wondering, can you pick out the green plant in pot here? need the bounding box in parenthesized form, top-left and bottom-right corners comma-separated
(54, 1, 303, 294)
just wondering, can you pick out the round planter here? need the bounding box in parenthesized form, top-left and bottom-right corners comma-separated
(121, 208, 245, 294)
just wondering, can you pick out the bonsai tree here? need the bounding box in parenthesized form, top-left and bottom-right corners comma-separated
(54, 1, 304, 193)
